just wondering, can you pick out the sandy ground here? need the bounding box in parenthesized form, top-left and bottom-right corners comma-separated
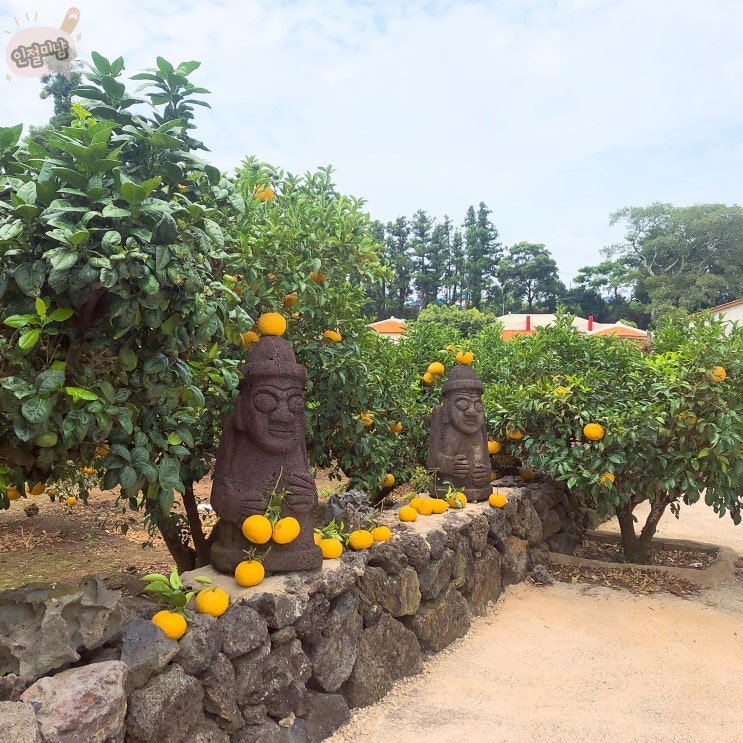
(325, 502, 743, 743)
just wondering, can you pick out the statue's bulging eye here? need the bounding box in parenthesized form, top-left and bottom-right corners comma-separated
(474, 402, 483, 413)
(455, 398, 470, 411)
(253, 392, 278, 413)
(288, 395, 304, 414)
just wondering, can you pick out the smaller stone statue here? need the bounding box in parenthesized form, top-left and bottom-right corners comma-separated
(427, 364, 492, 502)
(209, 335, 322, 575)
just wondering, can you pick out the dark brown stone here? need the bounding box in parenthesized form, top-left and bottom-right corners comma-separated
(219, 605, 270, 659)
(502, 535, 529, 585)
(427, 365, 491, 502)
(202, 653, 243, 733)
(463, 512, 490, 552)
(210, 335, 322, 575)
(418, 549, 455, 600)
(402, 583, 471, 652)
(467, 546, 503, 615)
(300, 691, 351, 742)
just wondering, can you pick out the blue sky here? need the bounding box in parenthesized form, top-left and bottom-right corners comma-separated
(3, 0, 743, 283)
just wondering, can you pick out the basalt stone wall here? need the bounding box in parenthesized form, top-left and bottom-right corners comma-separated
(1, 476, 586, 743)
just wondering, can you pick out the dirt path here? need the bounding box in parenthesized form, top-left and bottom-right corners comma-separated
(326, 502, 743, 743)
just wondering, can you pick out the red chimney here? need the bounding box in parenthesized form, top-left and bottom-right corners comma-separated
(526, 315, 531, 331)
(588, 315, 594, 331)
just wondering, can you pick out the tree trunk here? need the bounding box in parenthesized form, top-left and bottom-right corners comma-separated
(182, 479, 212, 568)
(159, 531, 197, 574)
(616, 490, 670, 563)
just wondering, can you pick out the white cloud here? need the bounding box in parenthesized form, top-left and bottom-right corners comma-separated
(2, 0, 742, 282)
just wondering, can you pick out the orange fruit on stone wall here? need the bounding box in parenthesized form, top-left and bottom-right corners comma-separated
(414, 498, 434, 516)
(583, 423, 605, 441)
(242, 514, 273, 544)
(709, 366, 727, 383)
(235, 559, 265, 587)
(456, 351, 474, 365)
(256, 312, 287, 336)
(446, 492, 467, 509)
(151, 610, 187, 640)
(431, 498, 448, 514)
(272, 516, 301, 544)
(398, 506, 418, 522)
(194, 587, 230, 617)
(489, 492, 507, 508)
(427, 361, 445, 376)
(371, 525, 393, 542)
(348, 529, 374, 550)
(320, 538, 343, 559)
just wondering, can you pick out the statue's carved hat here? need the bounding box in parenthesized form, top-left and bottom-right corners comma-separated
(237, 336, 307, 389)
(441, 364, 484, 395)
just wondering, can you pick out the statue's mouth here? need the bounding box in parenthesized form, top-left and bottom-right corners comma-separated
(268, 426, 292, 436)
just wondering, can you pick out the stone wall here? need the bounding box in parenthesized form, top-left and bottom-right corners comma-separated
(0, 476, 586, 743)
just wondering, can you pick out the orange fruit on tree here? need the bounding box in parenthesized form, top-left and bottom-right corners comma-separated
(272, 516, 301, 544)
(241, 330, 260, 348)
(389, 421, 403, 434)
(235, 559, 265, 587)
(487, 440, 501, 455)
(380, 473, 395, 488)
(456, 350, 474, 365)
(599, 472, 615, 486)
(398, 505, 418, 522)
(283, 293, 298, 308)
(427, 361, 445, 376)
(371, 525, 393, 542)
(553, 386, 569, 400)
(256, 312, 287, 336)
(583, 423, 605, 441)
(431, 498, 448, 514)
(422, 372, 436, 386)
(6, 485, 22, 501)
(348, 529, 374, 550)
(319, 538, 343, 559)
(151, 609, 187, 640)
(361, 412, 374, 427)
(27, 482, 45, 496)
(253, 185, 275, 201)
(66, 496, 77, 506)
(489, 492, 507, 508)
(677, 411, 697, 426)
(242, 514, 273, 544)
(309, 270, 327, 283)
(323, 330, 342, 343)
(709, 366, 727, 383)
(194, 587, 230, 617)
(506, 427, 525, 440)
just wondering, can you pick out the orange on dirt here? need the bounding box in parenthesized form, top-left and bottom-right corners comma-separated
(253, 185, 275, 201)
(256, 312, 287, 336)
(427, 361, 445, 376)
(600, 472, 615, 486)
(283, 293, 298, 308)
(323, 330, 342, 343)
(380, 473, 395, 488)
(456, 350, 474, 365)
(242, 514, 273, 544)
(709, 366, 727, 383)
(27, 482, 45, 496)
(272, 516, 301, 544)
(6, 485, 22, 501)
(235, 559, 265, 587)
(489, 492, 507, 508)
(431, 498, 448, 514)
(309, 270, 327, 283)
(241, 330, 260, 348)
(151, 610, 187, 640)
(319, 538, 343, 559)
(194, 587, 230, 617)
(371, 525, 393, 542)
(583, 423, 605, 441)
(487, 440, 501, 455)
(348, 529, 374, 550)
(398, 505, 418, 522)
(506, 427, 525, 440)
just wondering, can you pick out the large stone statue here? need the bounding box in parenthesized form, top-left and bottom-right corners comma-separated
(427, 364, 492, 503)
(210, 335, 322, 575)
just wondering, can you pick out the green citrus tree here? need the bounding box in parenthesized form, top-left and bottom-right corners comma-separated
(480, 312, 743, 562)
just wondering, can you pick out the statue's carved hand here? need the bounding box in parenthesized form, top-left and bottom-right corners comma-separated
(472, 462, 490, 486)
(280, 471, 317, 512)
(453, 454, 469, 479)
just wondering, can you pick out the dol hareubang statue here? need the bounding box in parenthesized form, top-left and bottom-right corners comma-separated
(427, 364, 492, 503)
(210, 335, 322, 575)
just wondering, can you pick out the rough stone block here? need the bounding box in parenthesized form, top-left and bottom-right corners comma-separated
(219, 605, 269, 659)
(381, 566, 421, 617)
(202, 652, 243, 733)
(297, 691, 350, 743)
(418, 549, 454, 601)
(120, 617, 179, 693)
(463, 513, 490, 552)
(502, 535, 529, 585)
(402, 583, 471, 652)
(0, 701, 41, 743)
(467, 545, 502, 615)
(175, 612, 222, 677)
